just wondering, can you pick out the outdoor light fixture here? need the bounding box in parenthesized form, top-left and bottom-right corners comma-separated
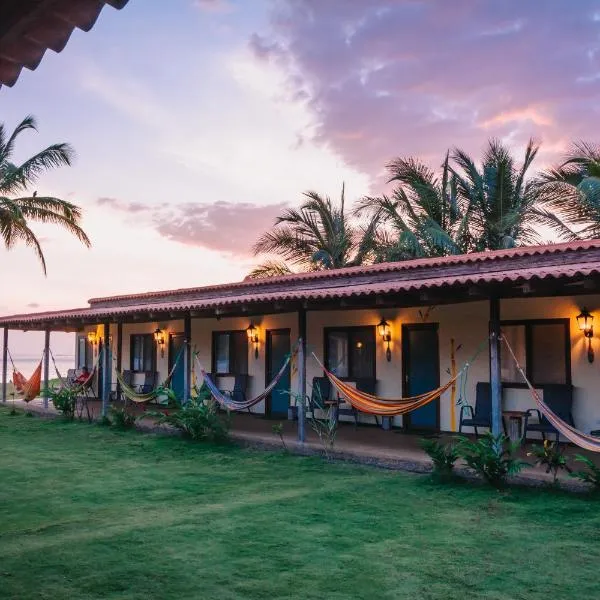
(154, 328, 166, 357)
(377, 318, 392, 362)
(87, 331, 98, 346)
(246, 323, 259, 358)
(577, 308, 595, 363)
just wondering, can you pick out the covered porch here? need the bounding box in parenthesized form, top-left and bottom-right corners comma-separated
(3, 240, 600, 450)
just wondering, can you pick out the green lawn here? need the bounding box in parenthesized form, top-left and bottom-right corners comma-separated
(1, 409, 600, 600)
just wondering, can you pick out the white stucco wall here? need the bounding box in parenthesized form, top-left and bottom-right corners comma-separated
(76, 292, 600, 436)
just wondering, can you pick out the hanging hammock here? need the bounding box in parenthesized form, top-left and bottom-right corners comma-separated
(49, 348, 100, 394)
(196, 346, 295, 412)
(310, 339, 487, 417)
(502, 335, 600, 453)
(8, 348, 44, 402)
(115, 343, 186, 404)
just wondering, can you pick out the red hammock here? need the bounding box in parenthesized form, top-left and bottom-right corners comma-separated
(12, 361, 43, 402)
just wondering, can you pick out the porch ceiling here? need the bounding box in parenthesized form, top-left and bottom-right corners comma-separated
(0, 0, 129, 88)
(3, 240, 600, 331)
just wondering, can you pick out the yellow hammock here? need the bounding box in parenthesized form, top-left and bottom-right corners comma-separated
(115, 346, 185, 404)
(312, 353, 462, 416)
(502, 335, 600, 453)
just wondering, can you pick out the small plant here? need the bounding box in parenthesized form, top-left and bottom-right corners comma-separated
(109, 405, 137, 429)
(570, 455, 600, 490)
(45, 386, 78, 420)
(420, 438, 459, 480)
(98, 415, 111, 427)
(149, 396, 230, 442)
(272, 422, 287, 451)
(528, 440, 571, 484)
(457, 433, 527, 488)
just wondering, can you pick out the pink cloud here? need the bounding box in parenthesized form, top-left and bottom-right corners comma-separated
(252, 0, 600, 179)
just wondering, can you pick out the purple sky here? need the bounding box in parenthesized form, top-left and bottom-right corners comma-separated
(1, 0, 599, 354)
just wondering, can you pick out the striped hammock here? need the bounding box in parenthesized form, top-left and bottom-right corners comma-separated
(312, 353, 463, 416)
(198, 354, 292, 412)
(502, 335, 600, 452)
(115, 344, 186, 404)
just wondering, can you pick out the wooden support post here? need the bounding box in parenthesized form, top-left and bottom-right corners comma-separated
(297, 308, 307, 443)
(101, 322, 110, 417)
(489, 297, 502, 442)
(43, 329, 50, 409)
(183, 315, 192, 402)
(116, 322, 123, 401)
(2, 327, 7, 403)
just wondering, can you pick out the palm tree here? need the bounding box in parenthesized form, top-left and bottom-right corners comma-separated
(539, 141, 600, 238)
(355, 153, 470, 261)
(248, 185, 375, 278)
(0, 115, 90, 273)
(451, 138, 572, 250)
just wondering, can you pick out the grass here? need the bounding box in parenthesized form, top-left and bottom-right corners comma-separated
(1, 408, 600, 599)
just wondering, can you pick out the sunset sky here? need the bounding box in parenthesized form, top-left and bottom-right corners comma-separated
(2, 0, 600, 354)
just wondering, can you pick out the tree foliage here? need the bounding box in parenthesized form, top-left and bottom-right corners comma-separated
(0, 115, 90, 273)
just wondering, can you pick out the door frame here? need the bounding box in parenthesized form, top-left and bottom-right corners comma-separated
(402, 322, 440, 431)
(265, 328, 291, 417)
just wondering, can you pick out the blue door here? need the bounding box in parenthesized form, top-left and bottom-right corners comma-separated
(169, 334, 185, 401)
(267, 329, 291, 418)
(403, 324, 440, 430)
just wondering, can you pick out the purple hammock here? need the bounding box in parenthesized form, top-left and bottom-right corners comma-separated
(196, 353, 293, 412)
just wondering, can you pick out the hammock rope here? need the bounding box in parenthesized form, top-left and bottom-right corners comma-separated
(501, 335, 600, 452)
(50, 347, 101, 393)
(115, 342, 186, 404)
(196, 341, 298, 411)
(311, 338, 488, 417)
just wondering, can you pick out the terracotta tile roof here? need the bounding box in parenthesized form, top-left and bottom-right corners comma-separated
(0, 0, 129, 87)
(3, 240, 600, 329)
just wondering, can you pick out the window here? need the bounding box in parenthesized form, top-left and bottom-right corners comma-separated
(77, 336, 91, 369)
(325, 327, 375, 380)
(130, 334, 155, 372)
(212, 331, 248, 375)
(500, 320, 570, 386)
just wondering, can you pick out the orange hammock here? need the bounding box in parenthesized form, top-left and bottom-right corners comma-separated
(12, 361, 43, 402)
(311, 354, 462, 416)
(502, 335, 600, 453)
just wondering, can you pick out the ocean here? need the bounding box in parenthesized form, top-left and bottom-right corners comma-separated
(3, 354, 76, 379)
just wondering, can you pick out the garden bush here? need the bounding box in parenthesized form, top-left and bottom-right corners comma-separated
(420, 438, 459, 480)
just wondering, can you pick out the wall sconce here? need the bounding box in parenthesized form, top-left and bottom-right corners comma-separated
(154, 327, 166, 357)
(246, 323, 259, 359)
(87, 331, 98, 346)
(577, 308, 594, 363)
(377, 318, 392, 362)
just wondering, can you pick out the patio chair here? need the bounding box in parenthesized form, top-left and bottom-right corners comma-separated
(337, 378, 376, 426)
(139, 371, 157, 394)
(306, 376, 331, 417)
(459, 382, 495, 438)
(222, 374, 250, 413)
(66, 369, 78, 385)
(523, 384, 574, 443)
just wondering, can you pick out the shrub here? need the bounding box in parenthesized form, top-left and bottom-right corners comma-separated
(420, 438, 459, 480)
(149, 397, 230, 442)
(527, 440, 571, 484)
(570, 455, 600, 490)
(45, 386, 78, 420)
(109, 405, 137, 429)
(457, 433, 527, 488)
(272, 422, 288, 451)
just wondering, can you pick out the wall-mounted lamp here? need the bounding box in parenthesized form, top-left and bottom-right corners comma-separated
(577, 308, 595, 363)
(87, 331, 98, 346)
(377, 318, 392, 362)
(246, 323, 259, 359)
(154, 327, 166, 357)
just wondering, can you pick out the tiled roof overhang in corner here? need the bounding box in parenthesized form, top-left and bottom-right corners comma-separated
(0, 0, 129, 88)
(3, 240, 600, 330)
